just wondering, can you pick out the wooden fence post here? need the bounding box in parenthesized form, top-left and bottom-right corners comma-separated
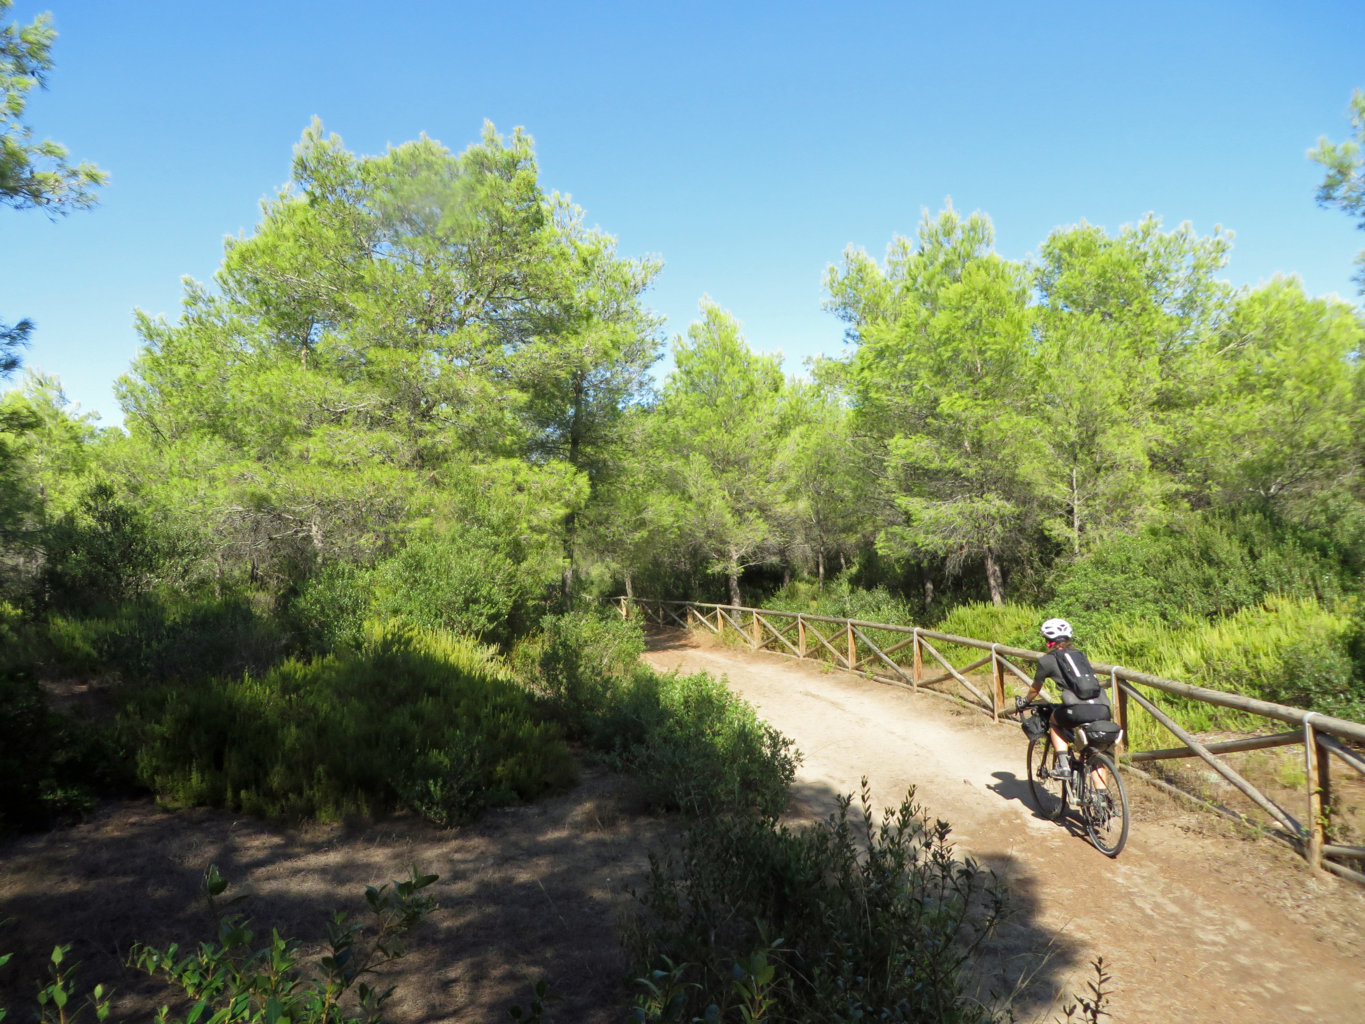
(1305, 714, 1327, 874)
(1112, 669, 1127, 758)
(991, 645, 1004, 722)
(847, 621, 856, 671)
(716, 607, 723, 635)
(912, 629, 922, 690)
(798, 615, 806, 658)
(752, 611, 761, 647)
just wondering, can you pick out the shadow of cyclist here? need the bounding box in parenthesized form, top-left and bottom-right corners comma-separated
(987, 769, 1088, 838)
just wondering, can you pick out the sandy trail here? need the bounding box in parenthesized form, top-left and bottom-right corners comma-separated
(642, 631, 1365, 1023)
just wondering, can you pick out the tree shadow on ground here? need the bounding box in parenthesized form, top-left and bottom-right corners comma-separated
(0, 769, 1080, 1024)
(641, 626, 695, 654)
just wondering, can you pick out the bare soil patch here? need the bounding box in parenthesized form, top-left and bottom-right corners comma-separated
(0, 765, 674, 1024)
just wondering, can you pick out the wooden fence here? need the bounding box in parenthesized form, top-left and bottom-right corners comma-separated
(617, 597, 1365, 885)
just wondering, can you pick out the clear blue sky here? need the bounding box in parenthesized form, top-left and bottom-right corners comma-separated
(6, 0, 1364, 427)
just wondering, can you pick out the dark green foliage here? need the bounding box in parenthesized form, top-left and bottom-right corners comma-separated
(1274, 636, 1362, 720)
(625, 781, 1006, 1023)
(119, 626, 577, 826)
(520, 606, 646, 728)
(371, 530, 538, 645)
(0, 667, 125, 833)
(35, 482, 189, 615)
(288, 560, 372, 655)
(521, 607, 799, 819)
(44, 593, 288, 684)
(603, 669, 800, 820)
(1050, 511, 1350, 632)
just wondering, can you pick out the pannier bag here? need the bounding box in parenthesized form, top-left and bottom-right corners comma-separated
(1055, 648, 1103, 700)
(1021, 706, 1049, 741)
(1079, 720, 1123, 752)
(1066, 702, 1111, 724)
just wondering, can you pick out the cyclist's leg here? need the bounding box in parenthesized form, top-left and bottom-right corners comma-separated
(1046, 715, 1071, 779)
(1089, 754, 1110, 791)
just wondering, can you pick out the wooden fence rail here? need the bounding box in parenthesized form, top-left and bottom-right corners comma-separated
(617, 597, 1365, 886)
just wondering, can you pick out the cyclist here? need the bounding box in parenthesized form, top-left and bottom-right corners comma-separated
(1019, 618, 1111, 780)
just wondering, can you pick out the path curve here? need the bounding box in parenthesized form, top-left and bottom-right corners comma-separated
(642, 631, 1365, 1023)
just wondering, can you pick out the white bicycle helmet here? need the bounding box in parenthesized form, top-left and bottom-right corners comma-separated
(1040, 618, 1073, 641)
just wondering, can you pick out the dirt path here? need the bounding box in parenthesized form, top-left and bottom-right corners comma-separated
(642, 631, 1365, 1024)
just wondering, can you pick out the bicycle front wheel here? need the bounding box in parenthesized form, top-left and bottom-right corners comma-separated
(1081, 752, 1129, 857)
(1027, 734, 1067, 821)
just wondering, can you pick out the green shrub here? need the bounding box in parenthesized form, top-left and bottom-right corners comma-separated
(601, 669, 800, 820)
(128, 865, 438, 1024)
(34, 482, 167, 614)
(370, 527, 556, 644)
(513, 607, 799, 820)
(765, 578, 914, 628)
(1077, 596, 1363, 748)
(120, 625, 577, 826)
(1050, 511, 1349, 632)
(42, 594, 287, 685)
(931, 601, 1044, 667)
(757, 579, 918, 669)
(0, 668, 126, 833)
(624, 781, 1006, 1023)
(932, 601, 1041, 650)
(289, 560, 373, 655)
(518, 607, 647, 731)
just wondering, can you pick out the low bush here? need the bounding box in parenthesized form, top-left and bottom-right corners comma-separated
(1049, 511, 1350, 632)
(120, 624, 577, 826)
(517, 607, 799, 819)
(1084, 596, 1364, 746)
(133, 865, 438, 1024)
(288, 560, 373, 655)
(0, 866, 439, 1024)
(624, 781, 1007, 1023)
(932, 601, 1045, 667)
(765, 578, 914, 628)
(601, 668, 800, 820)
(0, 667, 127, 833)
(40, 593, 288, 685)
(518, 606, 647, 731)
(370, 527, 556, 645)
(751, 579, 920, 671)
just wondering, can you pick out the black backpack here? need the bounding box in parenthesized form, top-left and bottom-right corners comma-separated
(1054, 648, 1102, 701)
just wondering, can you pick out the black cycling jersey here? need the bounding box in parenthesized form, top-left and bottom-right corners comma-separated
(1034, 648, 1110, 725)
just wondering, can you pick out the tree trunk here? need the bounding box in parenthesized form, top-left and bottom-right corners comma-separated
(984, 548, 1005, 606)
(924, 576, 935, 609)
(624, 572, 634, 600)
(561, 508, 576, 602)
(1071, 466, 1081, 555)
(727, 546, 742, 606)
(817, 550, 825, 591)
(561, 371, 586, 602)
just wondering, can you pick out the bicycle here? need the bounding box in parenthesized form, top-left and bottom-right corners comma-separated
(1017, 698, 1130, 857)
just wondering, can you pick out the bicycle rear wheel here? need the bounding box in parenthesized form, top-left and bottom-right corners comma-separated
(1081, 752, 1129, 856)
(1027, 734, 1067, 821)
